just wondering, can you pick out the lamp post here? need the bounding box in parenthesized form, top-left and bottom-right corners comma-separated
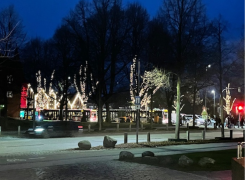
(65, 76, 70, 121)
(27, 85, 35, 129)
(211, 90, 215, 116)
(205, 64, 211, 107)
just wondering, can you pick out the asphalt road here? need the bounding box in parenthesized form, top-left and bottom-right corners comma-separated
(0, 129, 243, 155)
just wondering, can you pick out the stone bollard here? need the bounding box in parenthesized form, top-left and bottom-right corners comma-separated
(202, 130, 205, 140)
(166, 123, 168, 131)
(141, 123, 143, 130)
(186, 130, 190, 141)
(230, 130, 233, 139)
(147, 132, 150, 142)
(214, 123, 217, 129)
(243, 130, 245, 140)
(187, 123, 189, 129)
(88, 124, 91, 132)
(124, 132, 128, 144)
(129, 123, 131, 131)
(117, 123, 119, 131)
(18, 126, 21, 136)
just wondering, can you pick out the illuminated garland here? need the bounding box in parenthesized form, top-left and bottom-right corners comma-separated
(172, 95, 185, 111)
(36, 70, 41, 91)
(187, 90, 203, 106)
(223, 83, 236, 115)
(44, 78, 46, 92)
(130, 57, 170, 110)
(32, 65, 91, 110)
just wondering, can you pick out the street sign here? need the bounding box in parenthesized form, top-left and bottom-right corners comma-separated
(135, 105, 140, 110)
(7, 75, 13, 84)
(7, 91, 13, 98)
(135, 96, 140, 105)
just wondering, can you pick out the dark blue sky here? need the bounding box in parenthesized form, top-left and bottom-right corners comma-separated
(0, 0, 245, 41)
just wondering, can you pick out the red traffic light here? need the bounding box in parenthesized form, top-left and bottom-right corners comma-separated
(237, 105, 244, 113)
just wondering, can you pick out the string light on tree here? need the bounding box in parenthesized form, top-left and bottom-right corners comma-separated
(187, 90, 203, 106)
(223, 83, 236, 115)
(173, 95, 185, 111)
(130, 57, 170, 109)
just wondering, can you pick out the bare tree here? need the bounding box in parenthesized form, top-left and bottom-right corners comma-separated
(0, 5, 26, 58)
(160, 0, 210, 139)
(64, 0, 150, 130)
(211, 15, 244, 137)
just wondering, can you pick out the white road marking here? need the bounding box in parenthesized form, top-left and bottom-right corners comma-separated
(29, 157, 46, 160)
(7, 158, 27, 162)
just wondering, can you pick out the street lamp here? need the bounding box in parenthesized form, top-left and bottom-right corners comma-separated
(205, 64, 211, 107)
(211, 90, 215, 116)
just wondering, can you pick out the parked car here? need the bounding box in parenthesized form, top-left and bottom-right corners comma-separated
(186, 114, 216, 126)
(184, 114, 204, 126)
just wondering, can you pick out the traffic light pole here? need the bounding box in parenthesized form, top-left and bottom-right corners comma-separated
(32, 93, 35, 130)
(238, 113, 240, 128)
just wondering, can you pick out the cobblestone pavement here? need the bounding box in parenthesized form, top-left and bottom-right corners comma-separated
(0, 159, 231, 180)
(0, 134, 237, 180)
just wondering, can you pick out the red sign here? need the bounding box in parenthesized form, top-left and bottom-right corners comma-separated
(20, 83, 28, 108)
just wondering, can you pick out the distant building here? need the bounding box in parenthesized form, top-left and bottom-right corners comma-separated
(0, 52, 25, 118)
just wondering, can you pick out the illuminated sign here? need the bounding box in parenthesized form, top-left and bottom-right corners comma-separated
(20, 83, 28, 108)
(20, 111, 25, 118)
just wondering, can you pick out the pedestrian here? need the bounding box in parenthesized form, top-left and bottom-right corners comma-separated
(182, 115, 186, 124)
(179, 114, 182, 126)
(231, 115, 235, 126)
(224, 116, 228, 127)
(216, 116, 221, 127)
(240, 116, 245, 127)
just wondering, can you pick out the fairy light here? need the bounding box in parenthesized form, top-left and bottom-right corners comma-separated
(31, 65, 91, 111)
(70, 92, 84, 109)
(35, 88, 49, 110)
(44, 78, 46, 92)
(130, 59, 170, 109)
(48, 89, 56, 109)
(223, 83, 236, 115)
(49, 70, 55, 93)
(36, 70, 41, 91)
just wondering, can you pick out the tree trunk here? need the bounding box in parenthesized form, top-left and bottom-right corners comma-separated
(65, 79, 68, 121)
(175, 76, 181, 139)
(168, 106, 172, 125)
(105, 102, 110, 123)
(150, 90, 153, 129)
(98, 97, 103, 131)
(59, 98, 64, 120)
(218, 22, 224, 138)
(192, 85, 197, 127)
(165, 90, 174, 126)
(165, 76, 175, 126)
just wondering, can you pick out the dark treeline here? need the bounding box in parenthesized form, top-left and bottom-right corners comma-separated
(0, 0, 244, 136)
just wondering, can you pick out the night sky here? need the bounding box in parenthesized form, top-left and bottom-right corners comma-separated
(0, 0, 245, 41)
